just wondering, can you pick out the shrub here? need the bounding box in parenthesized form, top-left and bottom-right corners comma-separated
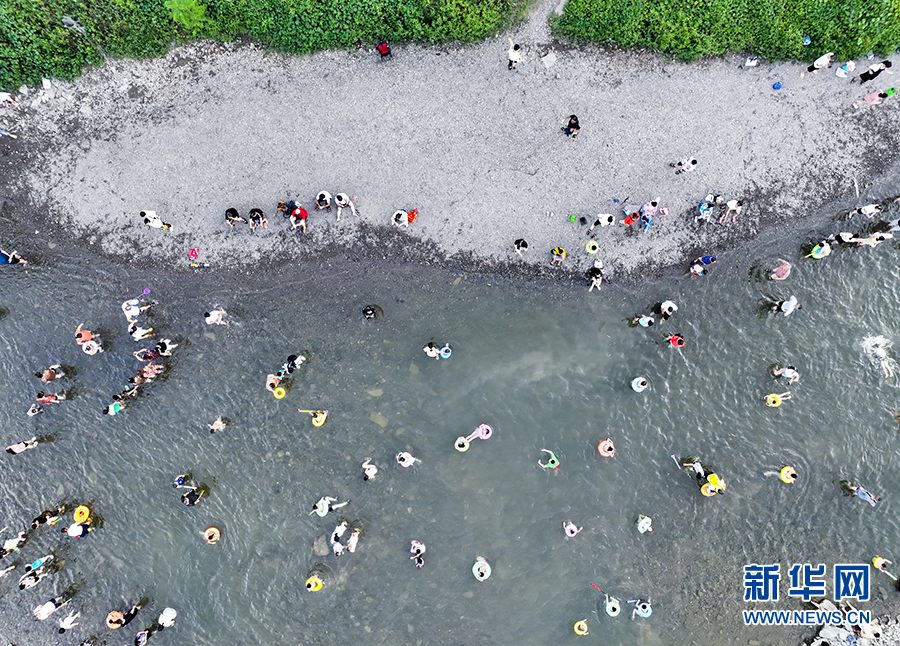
(1, 0, 531, 89)
(555, 0, 900, 62)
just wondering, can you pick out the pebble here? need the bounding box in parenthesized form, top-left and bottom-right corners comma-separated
(366, 388, 383, 397)
(462, 590, 474, 598)
(369, 412, 388, 427)
(409, 364, 419, 375)
(312, 536, 329, 556)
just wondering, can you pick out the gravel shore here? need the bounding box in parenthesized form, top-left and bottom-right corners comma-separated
(2, 1, 900, 286)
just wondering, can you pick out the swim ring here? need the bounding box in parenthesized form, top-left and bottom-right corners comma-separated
(669, 335, 685, 348)
(765, 394, 782, 407)
(439, 345, 452, 359)
(700, 482, 717, 497)
(605, 597, 621, 617)
(631, 377, 648, 392)
(574, 620, 589, 635)
(636, 515, 653, 533)
(455, 437, 470, 452)
(476, 424, 493, 440)
(585, 241, 599, 254)
(635, 601, 652, 618)
(73, 505, 90, 524)
(204, 527, 221, 544)
(312, 411, 327, 427)
(472, 559, 491, 581)
(273, 387, 286, 400)
(779, 466, 797, 483)
(598, 438, 615, 458)
(810, 242, 832, 259)
(106, 611, 124, 629)
(305, 575, 323, 592)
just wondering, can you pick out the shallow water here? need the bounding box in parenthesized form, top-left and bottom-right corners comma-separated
(3, 201, 900, 645)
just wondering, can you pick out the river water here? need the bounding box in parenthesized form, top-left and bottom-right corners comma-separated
(2, 197, 900, 646)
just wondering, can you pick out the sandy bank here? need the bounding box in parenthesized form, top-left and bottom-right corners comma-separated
(1, 1, 899, 287)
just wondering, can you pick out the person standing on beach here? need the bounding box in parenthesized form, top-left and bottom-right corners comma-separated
(853, 89, 896, 108)
(507, 38, 521, 70)
(224, 208, 246, 227)
(800, 52, 835, 77)
(720, 200, 743, 223)
(561, 115, 580, 138)
(849, 204, 882, 218)
(672, 157, 697, 174)
(853, 60, 892, 84)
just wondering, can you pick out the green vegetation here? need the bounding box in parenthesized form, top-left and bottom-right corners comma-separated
(0, 0, 529, 90)
(554, 0, 900, 63)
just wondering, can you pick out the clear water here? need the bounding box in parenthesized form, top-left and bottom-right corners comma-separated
(2, 200, 900, 646)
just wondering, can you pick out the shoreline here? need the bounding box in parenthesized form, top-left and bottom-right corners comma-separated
(1, 15, 899, 287)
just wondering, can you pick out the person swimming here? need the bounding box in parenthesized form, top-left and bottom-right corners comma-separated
(309, 496, 349, 517)
(361, 459, 378, 480)
(538, 449, 560, 470)
(396, 452, 421, 467)
(773, 365, 800, 384)
(562, 521, 582, 537)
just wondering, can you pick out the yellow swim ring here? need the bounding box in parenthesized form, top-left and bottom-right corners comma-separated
(766, 394, 782, 407)
(311, 411, 327, 427)
(574, 620, 589, 635)
(780, 466, 796, 483)
(700, 482, 717, 497)
(273, 387, 286, 400)
(305, 575, 323, 592)
(73, 505, 90, 524)
(204, 527, 221, 544)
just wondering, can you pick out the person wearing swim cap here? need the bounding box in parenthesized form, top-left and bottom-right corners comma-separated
(538, 448, 560, 470)
(309, 496, 349, 517)
(562, 521, 582, 537)
(660, 300, 677, 320)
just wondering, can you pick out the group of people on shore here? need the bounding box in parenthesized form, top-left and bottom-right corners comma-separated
(222, 192, 359, 233)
